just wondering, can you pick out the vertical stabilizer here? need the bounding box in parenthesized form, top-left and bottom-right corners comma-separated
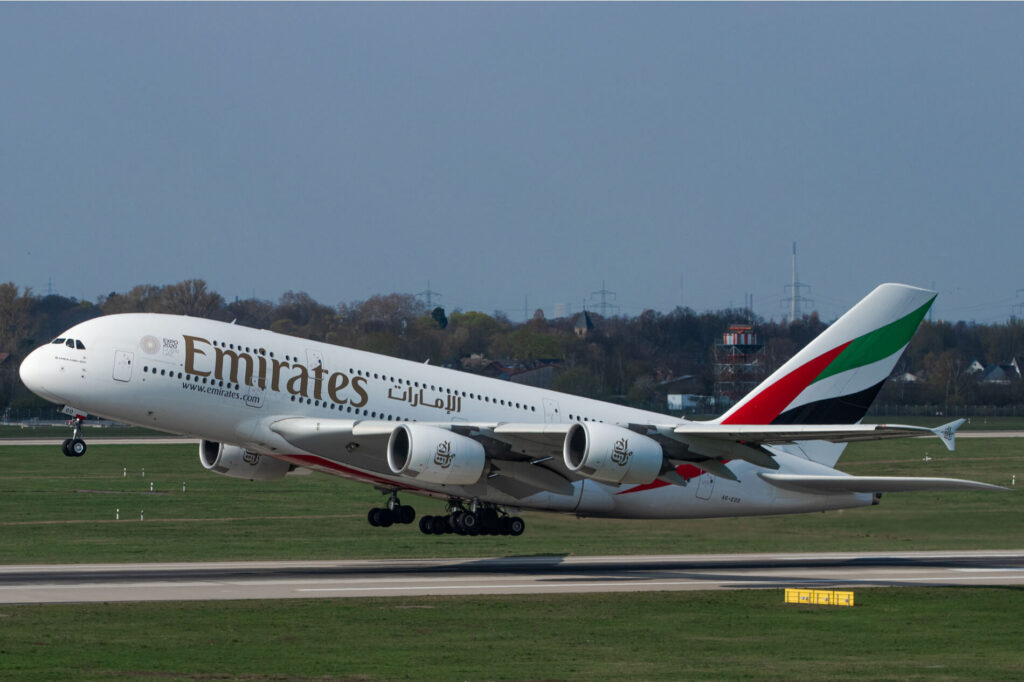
(717, 283, 935, 427)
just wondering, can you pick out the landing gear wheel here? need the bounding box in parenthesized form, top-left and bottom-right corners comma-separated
(398, 505, 416, 525)
(461, 512, 480, 534)
(61, 439, 73, 457)
(479, 508, 499, 534)
(376, 508, 394, 527)
(69, 439, 86, 457)
(368, 508, 382, 527)
(419, 516, 435, 534)
(508, 516, 525, 536)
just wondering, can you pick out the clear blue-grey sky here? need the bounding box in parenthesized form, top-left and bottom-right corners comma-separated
(2, 3, 1022, 323)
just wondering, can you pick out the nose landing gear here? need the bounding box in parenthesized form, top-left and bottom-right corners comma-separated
(62, 416, 87, 457)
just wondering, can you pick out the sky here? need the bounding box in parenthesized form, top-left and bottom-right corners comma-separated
(2, 4, 1023, 323)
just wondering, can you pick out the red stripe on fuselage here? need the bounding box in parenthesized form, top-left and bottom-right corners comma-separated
(617, 463, 708, 495)
(277, 453, 418, 491)
(721, 341, 851, 425)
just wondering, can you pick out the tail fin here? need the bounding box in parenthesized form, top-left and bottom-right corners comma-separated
(717, 283, 935, 426)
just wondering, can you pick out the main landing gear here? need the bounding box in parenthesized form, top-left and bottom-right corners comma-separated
(418, 500, 525, 537)
(367, 490, 416, 528)
(365, 495, 526, 537)
(62, 417, 87, 458)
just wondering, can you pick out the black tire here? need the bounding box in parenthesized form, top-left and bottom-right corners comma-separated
(509, 516, 525, 536)
(70, 439, 86, 457)
(480, 508, 499, 534)
(419, 515, 434, 534)
(377, 508, 394, 527)
(61, 439, 72, 457)
(462, 512, 480, 535)
(368, 508, 381, 526)
(399, 505, 416, 525)
(441, 515, 454, 534)
(498, 517, 512, 535)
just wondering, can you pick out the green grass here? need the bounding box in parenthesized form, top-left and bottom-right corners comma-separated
(0, 588, 1022, 680)
(0, 437, 1020, 564)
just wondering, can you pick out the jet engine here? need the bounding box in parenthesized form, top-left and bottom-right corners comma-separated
(563, 422, 664, 485)
(199, 440, 292, 481)
(387, 424, 486, 486)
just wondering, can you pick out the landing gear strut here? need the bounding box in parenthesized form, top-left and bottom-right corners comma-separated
(62, 417, 87, 458)
(418, 499, 525, 537)
(367, 490, 416, 527)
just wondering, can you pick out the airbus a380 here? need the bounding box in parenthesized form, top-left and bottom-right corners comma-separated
(19, 283, 1005, 537)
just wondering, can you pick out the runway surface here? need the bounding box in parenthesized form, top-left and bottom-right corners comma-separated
(2, 550, 1023, 604)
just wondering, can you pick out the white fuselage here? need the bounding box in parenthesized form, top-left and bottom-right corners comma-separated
(19, 314, 874, 519)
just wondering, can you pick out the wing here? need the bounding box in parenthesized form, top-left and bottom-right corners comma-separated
(268, 417, 579, 498)
(267, 416, 977, 496)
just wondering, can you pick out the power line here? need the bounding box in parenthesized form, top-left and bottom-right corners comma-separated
(781, 241, 813, 323)
(590, 281, 620, 317)
(416, 281, 442, 309)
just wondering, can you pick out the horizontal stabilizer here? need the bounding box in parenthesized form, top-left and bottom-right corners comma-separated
(932, 418, 966, 451)
(759, 473, 1008, 494)
(673, 422, 963, 449)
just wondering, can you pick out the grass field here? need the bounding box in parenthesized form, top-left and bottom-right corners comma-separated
(0, 436, 1019, 564)
(1, 588, 1022, 680)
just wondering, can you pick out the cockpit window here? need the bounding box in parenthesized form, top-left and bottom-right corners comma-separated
(65, 339, 75, 348)
(75, 340, 86, 350)
(52, 338, 65, 345)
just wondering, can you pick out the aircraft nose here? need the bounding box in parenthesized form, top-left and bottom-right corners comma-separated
(19, 346, 51, 397)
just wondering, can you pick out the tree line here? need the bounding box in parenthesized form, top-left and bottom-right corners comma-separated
(2, 280, 1022, 413)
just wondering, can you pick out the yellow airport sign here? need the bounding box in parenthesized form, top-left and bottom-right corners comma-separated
(784, 588, 854, 606)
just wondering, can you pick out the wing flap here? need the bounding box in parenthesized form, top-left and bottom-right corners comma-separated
(759, 473, 1007, 494)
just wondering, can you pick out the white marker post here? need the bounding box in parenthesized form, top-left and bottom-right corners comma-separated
(116, 508, 119, 520)
(140, 510, 144, 521)
(150, 482, 154, 492)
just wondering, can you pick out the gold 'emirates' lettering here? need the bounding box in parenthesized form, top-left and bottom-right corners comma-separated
(182, 335, 367, 407)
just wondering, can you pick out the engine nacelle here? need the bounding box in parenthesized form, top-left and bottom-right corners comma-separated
(563, 422, 664, 485)
(199, 440, 292, 481)
(387, 424, 486, 486)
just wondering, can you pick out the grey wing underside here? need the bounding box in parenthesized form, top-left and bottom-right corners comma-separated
(267, 417, 1000, 498)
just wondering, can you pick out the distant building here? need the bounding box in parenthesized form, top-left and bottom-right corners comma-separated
(966, 359, 986, 375)
(574, 311, 595, 338)
(459, 354, 562, 389)
(713, 324, 766, 407)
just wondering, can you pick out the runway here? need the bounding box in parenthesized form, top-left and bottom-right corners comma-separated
(2, 550, 1023, 604)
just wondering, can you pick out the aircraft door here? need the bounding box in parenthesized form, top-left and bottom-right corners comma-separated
(542, 398, 560, 423)
(112, 351, 134, 382)
(696, 472, 715, 500)
(306, 350, 324, 373)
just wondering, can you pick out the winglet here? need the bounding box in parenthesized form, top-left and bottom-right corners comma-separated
(932, 418, 966, 452)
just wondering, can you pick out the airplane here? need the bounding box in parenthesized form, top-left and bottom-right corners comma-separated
(18, 283, 1005, 537)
